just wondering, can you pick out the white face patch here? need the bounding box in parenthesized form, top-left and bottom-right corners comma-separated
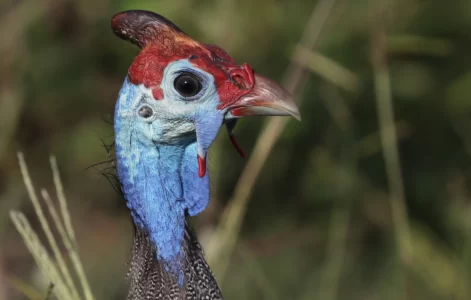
(121, 59, 221, 145)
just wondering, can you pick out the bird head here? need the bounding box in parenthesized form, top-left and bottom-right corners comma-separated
(112, 10, 300, 177)
(111, 10, 300, 278)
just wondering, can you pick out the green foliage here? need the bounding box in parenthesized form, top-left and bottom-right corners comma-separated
(1, 0, 471, 299)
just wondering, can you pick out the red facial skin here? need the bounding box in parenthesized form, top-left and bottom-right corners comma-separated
(127, 38, 255, 109)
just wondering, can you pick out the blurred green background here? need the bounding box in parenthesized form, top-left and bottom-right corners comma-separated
(1, 0, 471, 299)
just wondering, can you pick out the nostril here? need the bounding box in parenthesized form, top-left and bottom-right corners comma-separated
(232, 74, 247, 89)
(228, 63, 255, 90)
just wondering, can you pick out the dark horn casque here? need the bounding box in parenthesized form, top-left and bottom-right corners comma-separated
(111, 10, 188, 49)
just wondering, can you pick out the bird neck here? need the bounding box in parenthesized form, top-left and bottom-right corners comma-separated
(114, 80, 211, 283)
(127, 222, 224, 300)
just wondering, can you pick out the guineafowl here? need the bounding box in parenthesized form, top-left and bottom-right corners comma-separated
(111, 10, 300, 300)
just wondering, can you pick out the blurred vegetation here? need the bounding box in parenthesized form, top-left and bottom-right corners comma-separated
(1, 0, 471, 299)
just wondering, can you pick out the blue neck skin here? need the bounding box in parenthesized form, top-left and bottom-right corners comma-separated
(114, 78, 211, 282)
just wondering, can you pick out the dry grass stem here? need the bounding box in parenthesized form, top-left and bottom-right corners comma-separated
(7, 276, 43, 300)
(293, 46, 360, 93)
(16, 153, 80, 300)
(317, 88, 357, 300)
(10, 153, 95, 300)
(49, 157, 94, 300)
(10, 211, 71, 299)
(206, 0, 341, 284)
(370, 0, 413, 295)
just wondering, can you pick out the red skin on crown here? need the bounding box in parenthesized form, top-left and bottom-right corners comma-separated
(127, 40, 255, 109)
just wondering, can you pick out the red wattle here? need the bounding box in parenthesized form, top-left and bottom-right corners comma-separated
(229, 135, 246, 158)
(198, 155, 206, 178)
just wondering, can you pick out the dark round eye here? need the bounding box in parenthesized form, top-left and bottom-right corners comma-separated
(138, 105, 153, 119)
(174, 73, 202, 97)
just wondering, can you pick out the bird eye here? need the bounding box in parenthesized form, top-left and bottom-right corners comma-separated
(174, 73, 202, 97)
(138, 105, 153, 119)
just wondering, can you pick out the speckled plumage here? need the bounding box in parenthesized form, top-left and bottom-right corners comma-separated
(127, 222, 223, 300)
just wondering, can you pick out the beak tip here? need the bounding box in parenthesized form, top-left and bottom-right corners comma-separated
(284, 107, 301, 121)
(226, 73, 302, 121)
(289, 107, 302, 121)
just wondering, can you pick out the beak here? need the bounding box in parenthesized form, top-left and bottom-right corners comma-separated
(226, 74, 301, 121)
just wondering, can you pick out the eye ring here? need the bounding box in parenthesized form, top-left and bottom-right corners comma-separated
(174, 73, 202, 98)
(138, 105, 154, 119)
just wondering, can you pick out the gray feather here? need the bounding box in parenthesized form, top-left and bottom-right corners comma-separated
(126, 220, 224, 300)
